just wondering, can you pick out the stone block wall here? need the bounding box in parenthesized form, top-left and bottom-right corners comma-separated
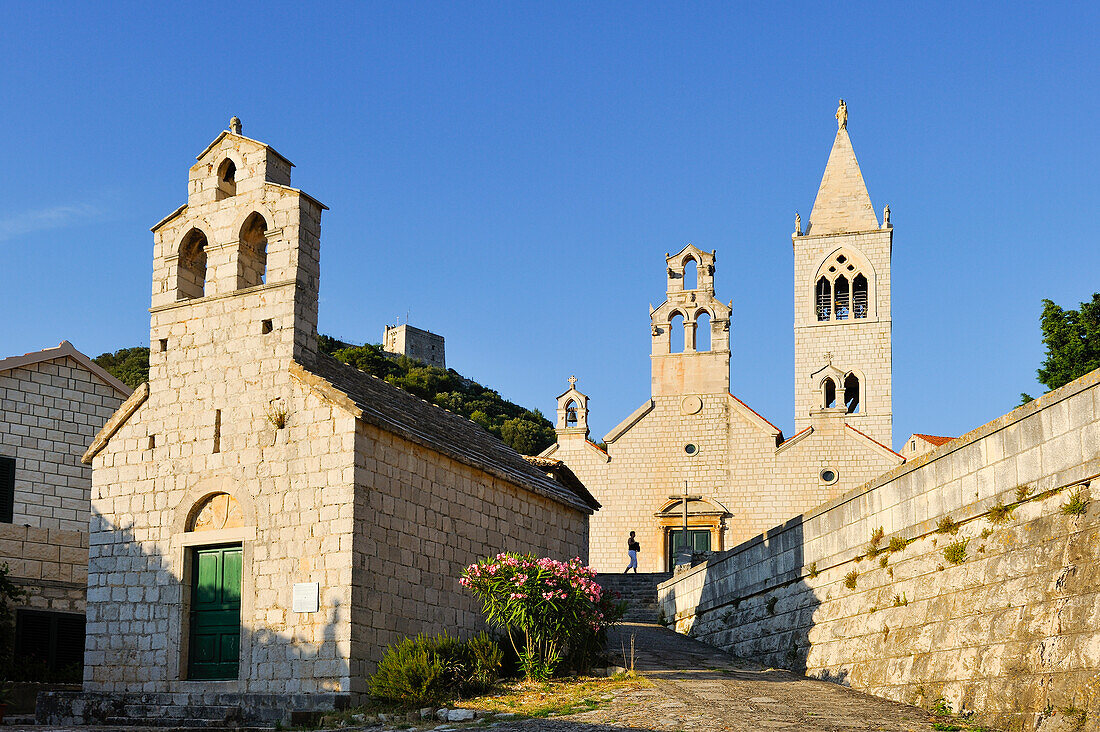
(0, 355, 124, 617)
(659, 368, 1100, 728)
(351, 420, 589, 684)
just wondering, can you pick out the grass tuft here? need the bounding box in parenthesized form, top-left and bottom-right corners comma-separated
(806, 562, 819, 579)
(987, 501, 1014, 524)
(1061, 489, 1088, 517)
(936, 516, 959, 535)
(888, 536, 908, 553)
(843, 570, 858, 590)
(869, 526, 885, 546)
(1014, 484, 1032, 502)
(943, 538, 970, 565)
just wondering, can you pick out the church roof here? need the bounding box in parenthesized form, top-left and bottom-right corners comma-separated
(298, 354, 597, 514)
(523, 456, 601, 510)
(807, 128, 880, 235)
(0, 340, 131, 397)
(913, 433, 955, 447)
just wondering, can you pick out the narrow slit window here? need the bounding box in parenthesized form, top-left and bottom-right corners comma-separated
(213, 410, 222, 454)
(823, 378, 836, 409)
(261, 319, 273, 334)
(845, 374, 861, 414)
(159, 338, 168, 352)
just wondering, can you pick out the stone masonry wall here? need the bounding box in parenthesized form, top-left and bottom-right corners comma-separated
(351, 420, 589, 684)
(659, 368, 1100, 729)
(0, 356, 124, 614)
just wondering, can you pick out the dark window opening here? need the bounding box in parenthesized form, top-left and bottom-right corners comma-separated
(834, 276, 850, 320)
(261, 319, 273, 334)
(213, 410, 222, 454)
(148, 435, 156, 450)
(845, 373, 861, 414)
(15, 610, 85, 682)
(158, 338, 168, 352)
(216, 159, 237, 199)
(853, 274, 868, 319)
(177, 229, 209, 300)
(238, 212, 269, 289)
(823, 378, 836, 409)
(0, 455, 14, 523)
(816, 277, 832, 321)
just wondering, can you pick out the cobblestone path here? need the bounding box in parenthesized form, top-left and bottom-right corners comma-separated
(529, 622, 937, 732)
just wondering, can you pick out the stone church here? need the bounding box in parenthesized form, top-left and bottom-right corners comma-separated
(61, 120, 595, 722)
(542, 104, 905, 573)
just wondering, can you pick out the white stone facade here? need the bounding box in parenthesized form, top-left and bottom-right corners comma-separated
(382, 324, 445, 369)
(0, 342, 128, 621)
(80, 123, 591, 709)
(544, 111, 903, 573)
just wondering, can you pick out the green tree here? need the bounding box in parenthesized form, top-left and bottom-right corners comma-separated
(0, 563, 26, 680)
(1022, 294, 1100, 403)
(93, 346, 150, 390)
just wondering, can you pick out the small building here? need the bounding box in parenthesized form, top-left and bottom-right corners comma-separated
(59, 121, 593, 723)
(901, 433, 954, 460)
(382, 324, 445, 369)
(0, 341, 129, 680)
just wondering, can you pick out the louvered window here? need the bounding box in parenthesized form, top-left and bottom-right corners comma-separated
(0, 456, 14, 523)
(853, 274, 868, 319)
(816, 278, 831, 321)
(15, 610, 86, 682)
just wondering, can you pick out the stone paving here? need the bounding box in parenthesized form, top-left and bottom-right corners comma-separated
(8, 623, 939, 732)
(523, 623, 937, 732)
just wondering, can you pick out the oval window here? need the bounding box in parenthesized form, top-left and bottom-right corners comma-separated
(684, 443, 699, 456)
(820, 468, 838, 484)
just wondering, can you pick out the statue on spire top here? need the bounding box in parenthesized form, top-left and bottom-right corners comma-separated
(836, 99, 847, 130)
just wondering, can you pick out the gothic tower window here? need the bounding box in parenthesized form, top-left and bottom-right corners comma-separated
(813, 250, 871, 322)
(823, 377, 837, 408)
(816, 277, 832, 321)
(177, 228, 209, 300)
(669, 312, 685, 353)
(845, 373, 861, 413)
(683, 256, 698, 290)
(217, 159, 237, 199)
(695, 310, 711, 352)
(238, 212, 268, 289)
(834, 276, 850, 320)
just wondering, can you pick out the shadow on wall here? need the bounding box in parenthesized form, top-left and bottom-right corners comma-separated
(660, 515, 824, 678)
(39, 509, 351, 726)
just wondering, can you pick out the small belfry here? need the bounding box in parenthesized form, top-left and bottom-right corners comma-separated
(650, 245, 732, 396)
(793, 101, 893, 443)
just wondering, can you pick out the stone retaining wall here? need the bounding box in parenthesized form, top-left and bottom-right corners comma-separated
(658, 369, 1100, 729)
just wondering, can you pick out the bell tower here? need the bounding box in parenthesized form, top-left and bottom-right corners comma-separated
(649, 245, 732, 397)
(147, 118, 327, 389)
(793, 101, 893, 445)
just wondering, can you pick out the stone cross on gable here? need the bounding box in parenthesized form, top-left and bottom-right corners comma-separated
(823, 351, 834, 365)
(568, 375, 577, 389)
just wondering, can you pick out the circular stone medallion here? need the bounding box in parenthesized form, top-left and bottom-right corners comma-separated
(680, 395, 703, 415)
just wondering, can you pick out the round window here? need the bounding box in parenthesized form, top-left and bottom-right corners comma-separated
(820, 468, 838, 484)
(684, 443, 699, 456)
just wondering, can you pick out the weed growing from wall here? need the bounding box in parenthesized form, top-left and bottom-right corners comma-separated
(765, 597, 777, 615)
(869, 526, 885, 546)
(806, 562, 819, 579)
(1015, 484, 1032, 501)
(936, 516, 959, 535)
(843, 570, 858, 590)
(1061, 489, 1088, 516)
(987, 501, 1014, 524)
(943, 538, 970, 565)
(888, 536, 908, 553)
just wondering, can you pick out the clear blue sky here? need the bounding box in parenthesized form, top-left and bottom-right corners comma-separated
(3, 3, 1098, 450)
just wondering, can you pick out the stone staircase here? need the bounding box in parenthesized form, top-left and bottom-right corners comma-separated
(596, 572, 672, 622)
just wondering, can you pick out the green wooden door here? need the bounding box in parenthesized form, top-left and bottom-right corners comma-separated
(188, 546, 242, 680)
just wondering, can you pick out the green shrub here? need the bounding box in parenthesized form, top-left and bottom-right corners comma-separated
(943, 538, 970, 565)
(368, 632, 503, 705)
(1061, 489, 1088, 517)
(987, 501, 1013, 524)
(369, 635, 446, 705)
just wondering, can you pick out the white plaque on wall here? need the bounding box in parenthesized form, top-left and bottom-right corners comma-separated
(292, 582, 320, 613)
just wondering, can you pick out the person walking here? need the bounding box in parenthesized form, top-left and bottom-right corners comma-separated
(625, 531, 640, 573)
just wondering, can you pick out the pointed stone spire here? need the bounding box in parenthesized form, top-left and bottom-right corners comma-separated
(807, 105, 879, 235)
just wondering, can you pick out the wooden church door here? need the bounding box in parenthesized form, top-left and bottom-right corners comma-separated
(188, 545, 242, 680)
